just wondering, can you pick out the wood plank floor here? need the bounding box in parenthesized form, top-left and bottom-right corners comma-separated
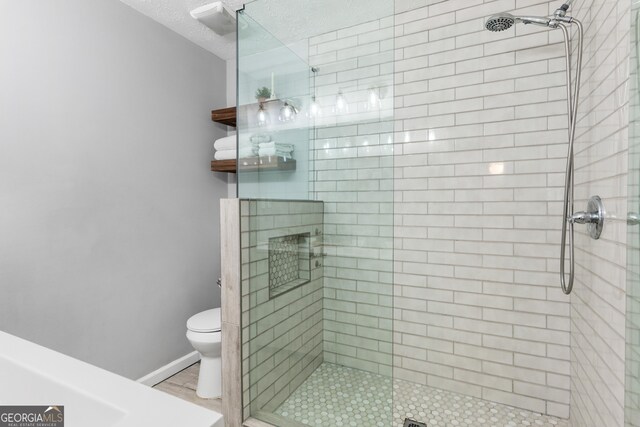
(153, 362, 223, 413)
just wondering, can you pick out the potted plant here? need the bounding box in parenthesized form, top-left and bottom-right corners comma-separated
(255, 87, 271, 103)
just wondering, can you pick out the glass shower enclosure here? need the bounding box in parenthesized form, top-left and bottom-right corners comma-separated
(232, 0, 640, 426)
(237, 0, 395, 425)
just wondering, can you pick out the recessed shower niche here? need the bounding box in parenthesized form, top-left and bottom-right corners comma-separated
(268, 232, 311, 298)
(238, 199, 325, 421)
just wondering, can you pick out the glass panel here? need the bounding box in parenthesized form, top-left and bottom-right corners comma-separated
(236, 10, 312, 200)
(238, 0, 394, 425)
(627, 3, 640, 425)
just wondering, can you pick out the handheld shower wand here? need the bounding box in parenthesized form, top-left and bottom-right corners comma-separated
(485, 2, 584, 295)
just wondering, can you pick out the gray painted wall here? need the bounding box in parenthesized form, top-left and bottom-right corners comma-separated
(0, 0, 228, 379)
(226, 58, 237, 198)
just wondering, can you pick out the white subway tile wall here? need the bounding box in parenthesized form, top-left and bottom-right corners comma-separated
(309, 12, 396, 379)
(240, 200, 325, 419)
(311, 0, 577, 419)
(570, 0, 630, 426)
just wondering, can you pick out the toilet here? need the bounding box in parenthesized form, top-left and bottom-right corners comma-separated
(186, 308, 221, 399)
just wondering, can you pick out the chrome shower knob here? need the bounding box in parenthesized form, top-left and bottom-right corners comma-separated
(568, 196, 604, 240)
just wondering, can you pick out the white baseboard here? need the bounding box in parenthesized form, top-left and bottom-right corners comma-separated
(137, 351, 200, 386)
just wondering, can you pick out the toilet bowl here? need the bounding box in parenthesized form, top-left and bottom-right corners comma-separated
(186, 308, 221, 399)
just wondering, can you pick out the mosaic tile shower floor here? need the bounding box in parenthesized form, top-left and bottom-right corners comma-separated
(274, 363, 568, 427)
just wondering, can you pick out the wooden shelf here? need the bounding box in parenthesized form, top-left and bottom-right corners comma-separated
(211, 107, 236, 127)
(212, 99, 283, 128)
(210, 159, 238, 173)
(211, 156, 296, 173)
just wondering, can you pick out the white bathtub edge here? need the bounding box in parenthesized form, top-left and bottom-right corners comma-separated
(0, 331, 223, 427)
(137, 351, 200, 386)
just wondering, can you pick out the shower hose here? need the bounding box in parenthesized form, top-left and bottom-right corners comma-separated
(558, 19, 583, 295)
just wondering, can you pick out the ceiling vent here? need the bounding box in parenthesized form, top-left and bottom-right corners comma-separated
(190, 2, 236, 36)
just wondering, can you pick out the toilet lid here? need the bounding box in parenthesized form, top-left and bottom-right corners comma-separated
(187, 308, 221, 333)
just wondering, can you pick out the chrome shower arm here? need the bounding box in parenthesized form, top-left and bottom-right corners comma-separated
(554, 0, 575, 20)
(518, 16, 553, 27)
(557, 0, 575, 13)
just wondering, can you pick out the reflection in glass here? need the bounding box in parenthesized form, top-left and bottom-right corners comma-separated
(334, 90, 348, 114)
(256, 103, 268, 127)
(238, 1, 394, 425)
(278, 101, 298, 122)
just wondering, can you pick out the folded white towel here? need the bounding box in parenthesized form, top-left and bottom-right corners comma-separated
(239, 143, 258, 154)
(214, 135, 236, 151)
(258, 147, 276, 157)
(259, 141, 275, 149)
(257, 148, 294, 159)
(275, 144, 294, 153)
(276, 151, 293, 160)
(250, 134, 272, 143)
(214, 150, 236, 160)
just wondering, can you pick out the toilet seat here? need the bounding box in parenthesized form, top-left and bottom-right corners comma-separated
(187, 308, 221, 333)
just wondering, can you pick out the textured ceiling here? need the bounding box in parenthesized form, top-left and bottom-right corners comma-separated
(118, 0, 243, 60)
(119, 0, 392, 61)
(244, 0, 390, 47)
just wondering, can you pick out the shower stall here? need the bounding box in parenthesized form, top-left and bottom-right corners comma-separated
(226, 0, 639, 425)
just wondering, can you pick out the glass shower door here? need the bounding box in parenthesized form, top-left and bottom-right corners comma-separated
(627, 3, 640, 425)
(237, 0, 395, 425)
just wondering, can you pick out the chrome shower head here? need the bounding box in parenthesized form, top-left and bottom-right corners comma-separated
(485, 13, 516, 32)
(485, 13, 554, 32)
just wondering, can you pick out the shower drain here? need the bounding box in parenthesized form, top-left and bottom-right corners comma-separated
(403, 418, 427, 427)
